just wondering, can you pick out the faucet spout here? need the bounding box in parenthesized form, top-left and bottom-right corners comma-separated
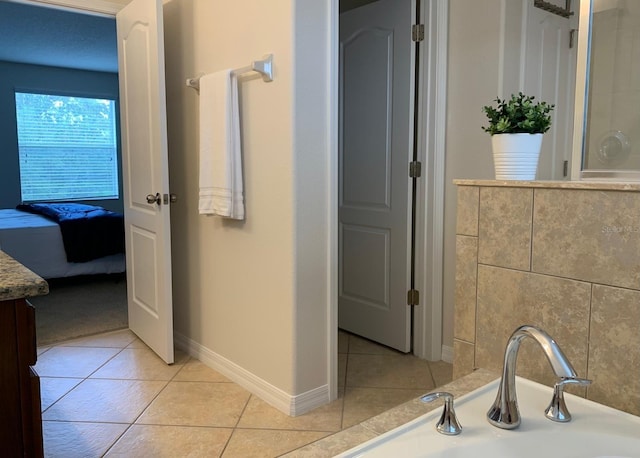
(486, 325, 578, 429)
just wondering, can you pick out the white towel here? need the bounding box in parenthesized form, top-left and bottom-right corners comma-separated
(198, 70, 245, 219)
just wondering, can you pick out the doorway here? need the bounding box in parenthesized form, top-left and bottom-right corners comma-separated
(338, 0, 448, 360)
(0, 1, 128, 345)
(338, 0, 415, 354)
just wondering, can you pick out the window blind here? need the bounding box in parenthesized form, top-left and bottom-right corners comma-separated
(15, 92, 119, 202)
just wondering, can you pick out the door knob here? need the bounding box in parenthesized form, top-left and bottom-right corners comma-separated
(146, 193, 161, 205)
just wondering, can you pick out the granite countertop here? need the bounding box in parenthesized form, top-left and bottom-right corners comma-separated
(283, 369, 499, 457)
(454, 179, 640, 191)
(0, 250, 48, 301)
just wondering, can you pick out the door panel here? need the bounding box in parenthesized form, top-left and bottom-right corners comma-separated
(117, 0, 174, 363)
(341, 225, 390, 309)
(338, 0, 413, 352)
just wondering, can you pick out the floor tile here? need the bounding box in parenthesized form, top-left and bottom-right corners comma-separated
(90, 347, 185, 381)
(338, 353, 347, 388)
(237, 395, 343, 432)
(338, 330, 349, 354)
(136, 381, 251, 427)
(222, 429, 329, 458)
(35, 346, 121, 378)
(105, 424, 233, 457)
(280, 425, 378, 458)
(341, 387, 427, 429)
(126, 338, 154, 349)
(173, 358, 232, 383)
(348, 334, 400, 356)
(42, 378, 166, 423)
(43, 421, 128, 458)
(429, 360, 454, 388)
(40, 377, 83, 411)
(346, 353, 434, 389)
(38, 328, 453, 458)
(58, 329, 137, 348)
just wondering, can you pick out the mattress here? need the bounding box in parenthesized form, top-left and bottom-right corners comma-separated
(0, 209, 125, 279)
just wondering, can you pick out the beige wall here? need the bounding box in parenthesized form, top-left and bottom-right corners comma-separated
(453, 182, 640, 416)
(163, 0, 331, 408)
(443, 1, 535, 351)
(443, 1, 509, 349)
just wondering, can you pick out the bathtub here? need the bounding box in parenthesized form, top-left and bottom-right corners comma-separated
(337, 376, 640, 458)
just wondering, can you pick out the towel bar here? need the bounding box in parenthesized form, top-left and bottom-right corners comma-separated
(186, 54, 273, 90)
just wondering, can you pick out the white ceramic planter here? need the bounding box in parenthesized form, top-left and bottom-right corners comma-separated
(491, 133, 543, 180)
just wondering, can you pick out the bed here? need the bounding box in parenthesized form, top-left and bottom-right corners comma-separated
(0, 204, 126, 279)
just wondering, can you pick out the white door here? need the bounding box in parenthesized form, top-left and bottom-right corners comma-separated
(338, 0, 414, 352)
(117, 0, 174, 363)
(523, 1, 578, 180)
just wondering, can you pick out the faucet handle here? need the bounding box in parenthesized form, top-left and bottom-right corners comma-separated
(545, 377, 592, 423)
(420, 391, 462, 435)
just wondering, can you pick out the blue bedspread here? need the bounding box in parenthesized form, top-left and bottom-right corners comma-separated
(16, 203, 125, 263)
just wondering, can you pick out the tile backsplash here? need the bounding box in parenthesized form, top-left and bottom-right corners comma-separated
(453, 182, 640, 416)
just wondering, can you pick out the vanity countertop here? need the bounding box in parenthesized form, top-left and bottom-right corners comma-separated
(283, 369, 499, 457)
(454, 179, 640, 191)
(0, 250, 48, 301)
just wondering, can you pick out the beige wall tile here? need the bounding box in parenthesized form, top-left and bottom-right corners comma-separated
(588, 285, 640, 416)
(478, 187, 533, 271)
(455, 235, 478, 342)
(475, 266, 591, 387)
(456, 186, 480, 236)
(532, 189, 640, 290)
(452, 339, 475, 380)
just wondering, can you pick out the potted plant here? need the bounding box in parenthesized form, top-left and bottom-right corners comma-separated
(482, 92, 554, 180)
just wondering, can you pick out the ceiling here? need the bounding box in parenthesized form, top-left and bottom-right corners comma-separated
(0, 0, 118, 73)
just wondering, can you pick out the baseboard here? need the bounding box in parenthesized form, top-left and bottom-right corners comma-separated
(173, 332, 329, 416)
(441, 344, 454, 364)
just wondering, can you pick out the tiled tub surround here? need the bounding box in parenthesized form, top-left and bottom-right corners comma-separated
(453, 180, 640, 416)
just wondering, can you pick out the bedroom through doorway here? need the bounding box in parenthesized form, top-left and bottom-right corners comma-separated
(0, 1, 128, 345)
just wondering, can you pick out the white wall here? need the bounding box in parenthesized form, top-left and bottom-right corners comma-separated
(163, 0, 332, 414)
(442, 0, 500, 348)
(442, 0, 527, 348)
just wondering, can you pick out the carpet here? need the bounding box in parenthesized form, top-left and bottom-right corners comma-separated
(30, 273, 128, 346)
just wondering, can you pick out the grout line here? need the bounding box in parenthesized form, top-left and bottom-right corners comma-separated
(585, 282, 594, 399)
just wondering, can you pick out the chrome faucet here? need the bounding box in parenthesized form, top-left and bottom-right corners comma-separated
(486, 324, 589, 429)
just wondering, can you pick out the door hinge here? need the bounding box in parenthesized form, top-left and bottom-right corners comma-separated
(412, 24, 425, 42)
(569, 29, 576, 49)
(409, 161, 422, 178)
(407, 289, 420, 306)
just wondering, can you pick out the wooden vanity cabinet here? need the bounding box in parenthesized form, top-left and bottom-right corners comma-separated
(0, 297, 44, 458)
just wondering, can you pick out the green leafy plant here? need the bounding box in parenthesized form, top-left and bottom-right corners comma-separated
(482, 92, 554, 135)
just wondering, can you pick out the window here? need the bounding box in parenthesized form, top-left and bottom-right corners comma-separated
(15, 92, 119, 202)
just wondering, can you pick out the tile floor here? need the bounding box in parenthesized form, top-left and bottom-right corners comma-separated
(36, 329, 453, 457)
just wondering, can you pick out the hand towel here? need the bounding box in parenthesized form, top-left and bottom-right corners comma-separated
(198, 70, 245, 219)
